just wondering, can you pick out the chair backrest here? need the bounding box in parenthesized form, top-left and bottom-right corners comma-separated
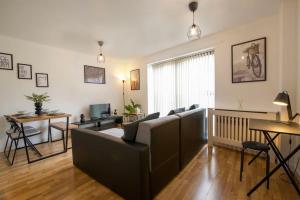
(4, 115, 20, 132)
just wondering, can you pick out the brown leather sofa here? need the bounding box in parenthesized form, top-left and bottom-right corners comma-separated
(71, 109, 206, 200)
(176, 108, 207, 169)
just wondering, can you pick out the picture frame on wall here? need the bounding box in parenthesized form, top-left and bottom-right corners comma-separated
(0, 52, 13, 70)
(36, 73, 49, 87)
(231, 37, 266, 83)
(130, 69, 140, 90)
(17, 63, 32, 79)
(84, 65, 106, 84)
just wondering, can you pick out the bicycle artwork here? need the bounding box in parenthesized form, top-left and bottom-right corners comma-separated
(0, 52, 13, 70)
(231, 38, 266, 83)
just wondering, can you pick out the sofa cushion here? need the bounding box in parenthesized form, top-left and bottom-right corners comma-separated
(167, 107, 185, 116)
(189, 104, 199, 110)
(121, 112, 160, 143)
(122, 120, 142, 142)
(144, 112, 160, 120)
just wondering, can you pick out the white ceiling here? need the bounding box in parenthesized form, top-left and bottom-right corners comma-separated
(0, 0, 280, 59)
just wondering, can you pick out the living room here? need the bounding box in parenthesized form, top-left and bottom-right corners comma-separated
(0, 0, 300, 199)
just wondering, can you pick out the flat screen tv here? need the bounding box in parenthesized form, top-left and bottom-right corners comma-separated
(90, 103, 111, 119)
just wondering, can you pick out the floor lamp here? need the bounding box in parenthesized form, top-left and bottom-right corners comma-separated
(122, 80, 125, 114)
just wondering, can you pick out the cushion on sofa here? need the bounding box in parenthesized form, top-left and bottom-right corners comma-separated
(144, 112, 160, 120)
(121, 112, 160, 142)
(122, 120, 142, 142)
(189, 104, 199, 110)
(167, 107, 185, 115)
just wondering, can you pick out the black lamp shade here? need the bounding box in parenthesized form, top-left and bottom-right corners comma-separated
(273, 92, 289, 106)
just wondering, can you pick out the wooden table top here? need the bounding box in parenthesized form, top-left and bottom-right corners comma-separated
(9, 113, 71, 123)
(249, 119, 300, 136)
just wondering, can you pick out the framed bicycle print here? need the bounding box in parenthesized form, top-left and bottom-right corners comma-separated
(231, 37, 266, 83)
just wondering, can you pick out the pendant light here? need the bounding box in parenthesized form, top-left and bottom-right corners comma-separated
(97, 41, 105, 63)
(187, 1, 201, 40)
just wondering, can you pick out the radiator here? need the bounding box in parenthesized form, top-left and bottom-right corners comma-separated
(208, 109, 279, 148)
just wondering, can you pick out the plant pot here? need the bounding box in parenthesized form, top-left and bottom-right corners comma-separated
(35, 102, 43, 115)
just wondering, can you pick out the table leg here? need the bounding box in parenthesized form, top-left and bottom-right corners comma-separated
(264, 132, 300, 194)
(248, 132, 280, 165)
(247, 143, 300, 196)
(247, 131, 300, 196)
(65, 117, 69, 152)
(20, 123, 30, 164)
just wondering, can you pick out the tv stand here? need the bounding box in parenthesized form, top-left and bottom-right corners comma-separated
(73, 115, 123, 131)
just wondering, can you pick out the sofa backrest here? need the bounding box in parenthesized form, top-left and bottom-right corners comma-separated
(135, 115, 180, 197)
(136, 115, 180, 171)
(176, 108, 206, 169)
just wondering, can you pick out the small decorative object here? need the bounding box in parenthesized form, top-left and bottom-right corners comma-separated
(80, 114, 85, 123)
(17, 63, 32, 79)
(25, 93, 50, 115)
(124, 99, 141, 115)
(130, 69, 140, 90)
(0, 52, 13, 70)
(84, 65, 105, 84)
(36, 73, 49, 87)
(114, 109, 117, 115)
(232, 37, 266, 83)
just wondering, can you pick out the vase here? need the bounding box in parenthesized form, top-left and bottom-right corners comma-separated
(35, 102, 43, 115)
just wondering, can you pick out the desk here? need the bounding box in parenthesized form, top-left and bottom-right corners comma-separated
(247, 119, 300, 196)
(9, 113, 71, 164)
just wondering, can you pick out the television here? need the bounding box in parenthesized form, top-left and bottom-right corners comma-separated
(90, 104, 111, 119)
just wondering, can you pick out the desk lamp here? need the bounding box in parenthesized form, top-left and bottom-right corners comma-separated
(273, 91, 299, 121)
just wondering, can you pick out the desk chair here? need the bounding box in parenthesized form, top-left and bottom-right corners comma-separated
(240, 141, 270, 189)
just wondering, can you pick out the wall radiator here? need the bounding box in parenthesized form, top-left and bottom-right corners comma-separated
(208, 109, 279, 149)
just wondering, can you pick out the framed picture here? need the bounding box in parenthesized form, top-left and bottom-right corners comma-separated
(0, 52, 13, 70)
(231, 37, 266, 83)
(36, 73, 49, 87)
(84, 65, 106, 84)
(130, 69, 140, 90)
(17, 63, 32, 79)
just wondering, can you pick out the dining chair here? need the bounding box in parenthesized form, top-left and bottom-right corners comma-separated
(4, 116, 42, 165)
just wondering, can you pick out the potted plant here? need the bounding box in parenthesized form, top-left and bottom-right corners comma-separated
(124, 99, 141, 115)
(25, 93, 50, 115)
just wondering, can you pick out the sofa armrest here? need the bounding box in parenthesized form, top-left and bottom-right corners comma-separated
(71, 128, 150, 200)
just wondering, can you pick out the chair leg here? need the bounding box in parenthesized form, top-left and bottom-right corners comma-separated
(48, 126, 53, 142)
(266, 151, 270, 189)
(7, 140, 13, 158)
(3, 136, 9, 155)
(248, 150, 263, 165)
(11, 140, 18, 165)
(240, 148, 244, 181)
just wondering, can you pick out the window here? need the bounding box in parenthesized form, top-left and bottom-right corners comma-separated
(148, 50, 215, 116)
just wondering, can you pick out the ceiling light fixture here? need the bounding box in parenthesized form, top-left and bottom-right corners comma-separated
(187, 1, 201, 40)
(97, 41, 105, 63)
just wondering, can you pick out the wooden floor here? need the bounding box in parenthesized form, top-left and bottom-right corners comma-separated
(0, 143, 299, 200)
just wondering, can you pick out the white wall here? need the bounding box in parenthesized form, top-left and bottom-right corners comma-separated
(128, 15, 281, 114)
(0, 35, 129, 151)
(297, 0, 300, 112)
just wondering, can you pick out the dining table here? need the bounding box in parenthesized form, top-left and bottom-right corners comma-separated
(9, 113, 71, 164)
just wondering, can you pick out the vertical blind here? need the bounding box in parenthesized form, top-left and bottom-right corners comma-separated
(148, 51, 215, 116)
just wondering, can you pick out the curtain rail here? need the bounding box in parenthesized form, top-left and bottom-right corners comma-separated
(151, 49, 215, 67)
